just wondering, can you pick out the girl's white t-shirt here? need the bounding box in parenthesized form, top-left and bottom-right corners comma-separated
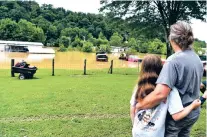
(130, 87, 184, 137)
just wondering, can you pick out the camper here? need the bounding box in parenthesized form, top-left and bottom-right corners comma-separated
(0, 40, 55, 54)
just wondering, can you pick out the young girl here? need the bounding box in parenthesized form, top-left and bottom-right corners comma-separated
(130, 55, 201, 137)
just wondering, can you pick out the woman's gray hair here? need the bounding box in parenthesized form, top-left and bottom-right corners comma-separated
(169, 21, 194, 50)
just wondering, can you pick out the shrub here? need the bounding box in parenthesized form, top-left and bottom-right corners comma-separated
(59, 36, 70, 48)
(110, 32, 123, 47)
(125, 48, 137, 56)
(82, 42, 93, 52)
(148, 39, 166, 54)
(67, 46, 74, 51)
(71, 36, 83, 47)
(96, 44, 111, 53)
(58, 45, 68, 52)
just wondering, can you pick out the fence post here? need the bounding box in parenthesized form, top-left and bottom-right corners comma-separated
(110, 60, 113, 74)
(52, 59, 55, 76)
(11, 59, 15, 77)
(84, 59, 86, 75)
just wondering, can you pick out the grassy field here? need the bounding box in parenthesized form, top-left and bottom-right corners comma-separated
(0, 69, 206, 137)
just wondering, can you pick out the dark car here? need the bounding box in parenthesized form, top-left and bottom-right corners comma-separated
(96, 54, 108, 62)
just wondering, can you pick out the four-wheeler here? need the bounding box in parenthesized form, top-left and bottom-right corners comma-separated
(12, 61, 37, 80)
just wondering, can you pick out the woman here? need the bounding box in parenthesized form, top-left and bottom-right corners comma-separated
(130, 55, 201, 137)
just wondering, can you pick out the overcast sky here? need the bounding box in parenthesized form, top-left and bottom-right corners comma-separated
(35, 0, 207, 43)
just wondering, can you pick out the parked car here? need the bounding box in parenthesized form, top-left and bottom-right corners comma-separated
(96, 53, 108, 62)
(127, 55, 140, 62)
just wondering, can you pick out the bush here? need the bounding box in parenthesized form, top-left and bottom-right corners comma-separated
(98, 44, 111, 53)
(75, 46, 82, 51)
(148, 39, 166, 54)
(110, 32, 123, 47)
(58, 45, 68, 52)
(137, 39, 166, 55)
(138, 42, 149, 53)
(71, 36, 83, 47)
(125, 48, 137, 56)
(82, 42, 93, 52)
(67, 46, 74, 51)
(193, 40, 205, 55)
(59, 36, 70, 48)
(128, 38, 139, 51)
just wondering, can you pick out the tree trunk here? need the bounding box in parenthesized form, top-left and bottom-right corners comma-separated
(164, 27, 172, 58)
(166, 42, 172, 58)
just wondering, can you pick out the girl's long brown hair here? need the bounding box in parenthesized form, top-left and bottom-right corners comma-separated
(135, 55, 163, 102)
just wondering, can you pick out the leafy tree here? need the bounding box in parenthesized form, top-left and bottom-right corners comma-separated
(194, 38, 206, 48)
(0, 6, 9, 19)
(79, 28, 88, 41)
(40, 4, 56, 22)
(79, 17, 90, 28)
(95, 38, 109, 47)
(17, 19, 45, 42)
(31, 16, 51, 33)
(125, 48, 137, 56)
(61, 27, 80, 42)
(127, 38, 138, 51)
(71, 36, 83, 47)
(58, 44, 68, 52)
(87, 33, 93, 40)
(0, 18, 19, 40)
(82, 41, 93, 52)
(148, 39, 166, 54)
(109, 32, 123, 47)
(98, 32, 106, 40)
(32, 27, 46, 42)
(59, 36, 70, 47)
(9, 6, 29, 22)
(46, 25, 58, 46)
(193, 40, 205, 55)
(138, 42, 149, 53)
(88, 33, 97, 46)
(98, 44, 111, 53)
(100, 1, 206, 57)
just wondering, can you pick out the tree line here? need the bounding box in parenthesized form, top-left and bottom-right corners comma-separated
(0, 1, 205, 55)
(100, 1, 206, 57)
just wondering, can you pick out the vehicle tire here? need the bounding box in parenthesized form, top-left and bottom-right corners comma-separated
(19, 74, 25, 80)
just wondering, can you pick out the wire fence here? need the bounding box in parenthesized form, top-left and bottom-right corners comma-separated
(4, 58, 141, 78)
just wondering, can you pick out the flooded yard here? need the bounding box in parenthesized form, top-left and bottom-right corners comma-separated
(0, 51, 165, 69)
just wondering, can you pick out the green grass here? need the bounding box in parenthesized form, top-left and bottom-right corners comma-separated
(0, 69, 206, 137)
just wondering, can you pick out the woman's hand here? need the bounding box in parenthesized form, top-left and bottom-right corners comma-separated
(191, 99, 201, 109)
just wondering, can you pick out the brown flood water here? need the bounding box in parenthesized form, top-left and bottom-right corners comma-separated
(0, 51, 166, 69)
